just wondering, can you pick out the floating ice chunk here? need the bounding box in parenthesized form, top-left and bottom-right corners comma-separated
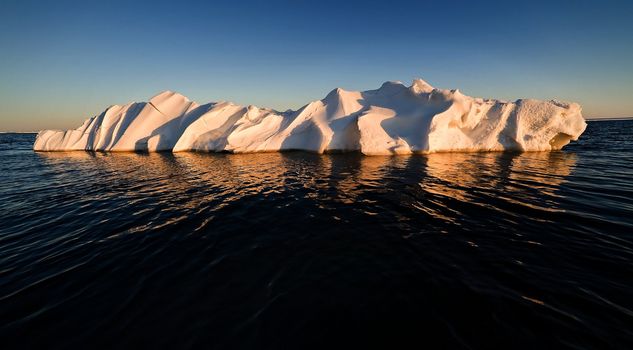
(34, 79, 587, 154)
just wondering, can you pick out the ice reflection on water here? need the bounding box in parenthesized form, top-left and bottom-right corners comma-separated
(2, 124, 632, 349)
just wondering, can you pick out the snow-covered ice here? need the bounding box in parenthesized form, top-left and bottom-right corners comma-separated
(34, 79, 587, 154)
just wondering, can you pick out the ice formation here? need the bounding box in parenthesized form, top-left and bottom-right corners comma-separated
(33, 79, 587, 154)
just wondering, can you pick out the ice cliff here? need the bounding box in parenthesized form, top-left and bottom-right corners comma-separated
(33, 79, 587, 154)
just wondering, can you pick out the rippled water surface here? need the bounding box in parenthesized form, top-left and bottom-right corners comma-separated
(1, 121, 633, 349)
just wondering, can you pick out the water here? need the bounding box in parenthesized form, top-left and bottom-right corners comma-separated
(1, 121, 632, 349)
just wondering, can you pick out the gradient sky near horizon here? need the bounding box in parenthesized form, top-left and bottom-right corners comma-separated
(1, 0, 632, 131)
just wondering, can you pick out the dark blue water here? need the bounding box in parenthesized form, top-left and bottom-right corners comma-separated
(1, 121, 632, 349)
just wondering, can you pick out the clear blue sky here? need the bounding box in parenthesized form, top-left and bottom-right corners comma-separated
(1, 0, 632, 131)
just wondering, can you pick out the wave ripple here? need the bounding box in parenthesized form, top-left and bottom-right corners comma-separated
(1, 121, 633, 349)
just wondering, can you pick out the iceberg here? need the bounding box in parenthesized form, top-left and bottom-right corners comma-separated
(33, 79, 587, 155)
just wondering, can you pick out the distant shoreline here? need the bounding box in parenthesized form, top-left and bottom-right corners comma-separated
(0, 131, 37, 134)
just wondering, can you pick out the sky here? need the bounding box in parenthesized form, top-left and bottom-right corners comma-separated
(1, 0, 632, 132)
